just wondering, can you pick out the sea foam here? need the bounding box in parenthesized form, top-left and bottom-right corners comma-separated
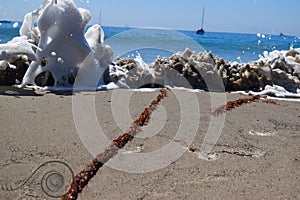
(11, 0, 113, 89)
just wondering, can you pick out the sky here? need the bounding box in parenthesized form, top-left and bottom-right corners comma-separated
(0, 0, 299, 35)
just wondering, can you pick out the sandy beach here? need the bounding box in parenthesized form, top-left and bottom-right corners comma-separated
(0, 86, 299, 200)
(0, 0, 299, 199)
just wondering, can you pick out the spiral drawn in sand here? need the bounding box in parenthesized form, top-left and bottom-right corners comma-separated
(0, 160, 74, 198)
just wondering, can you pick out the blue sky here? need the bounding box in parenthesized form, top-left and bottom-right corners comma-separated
(0, 0, 299, 35)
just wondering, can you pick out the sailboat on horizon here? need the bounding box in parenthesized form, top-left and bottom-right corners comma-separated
(196, 6, 205, 35)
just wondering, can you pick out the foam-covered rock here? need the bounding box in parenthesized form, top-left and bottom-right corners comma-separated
(21, 0, 94, 87)
(272, 69, 298, 93)
(107, 48, 300, 93)
(0, 55, 30, 85)
(292, 64, 300, 79)
(0, 36, 37, 61)
(286, 49, 299, 57)
(0, 0, 113, 88)
(85, 24, 114, 68)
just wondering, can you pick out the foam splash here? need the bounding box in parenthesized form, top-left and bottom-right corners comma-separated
(0, 36, 37, 61)
(5, 0, 113, 89)
(249, 130, 275, 137)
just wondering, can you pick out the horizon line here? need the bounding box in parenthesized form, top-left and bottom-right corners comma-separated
(0, 19, 298, 37)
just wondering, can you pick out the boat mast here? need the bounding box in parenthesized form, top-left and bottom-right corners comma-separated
(196, 5, 205, 34)
(99, 10, 102, 26)
(201, 6, 205, 29)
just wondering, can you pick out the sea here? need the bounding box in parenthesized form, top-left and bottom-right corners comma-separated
(1, 20, 299, 63)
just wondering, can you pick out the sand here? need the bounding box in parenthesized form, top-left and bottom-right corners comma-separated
(0, 86, 299, 200)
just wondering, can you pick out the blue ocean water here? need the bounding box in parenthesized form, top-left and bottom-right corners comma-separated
(1, 21, 299, 63)
(103, 26, 300, 63)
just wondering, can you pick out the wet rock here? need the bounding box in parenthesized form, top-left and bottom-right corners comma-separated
(272, 59, 292, 74)
(77, 48, 300, 92)
(116, 58, 137, 70)
(0, 60, 17, 85)
(230, 65, 260, 91)
(125, 67, 154, 88)
(272, 69, 298, 93)
(35, 71, 55, 87)
(0, 60, 9, 71)
(103, 64, 126, 84)
(251, 63, 273, 89)
(292, 64, 300, 79)
(164, 66, 191, 88)
(106, 58, 155, 88)
(286, 49, 299, 57)
(0, 55, 30, 85)
(181, 48, 194, 60)
(295, 56, 300, 64)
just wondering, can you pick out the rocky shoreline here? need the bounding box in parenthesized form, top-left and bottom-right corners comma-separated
(0, 0, 299, 93)
(1, 45, 300, 94)
(105, 48, 300, 92)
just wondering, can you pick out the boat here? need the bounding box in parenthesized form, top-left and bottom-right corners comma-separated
(279, 32, 286, 37)
(196, 6, 205, 35)
(196, 28, 205, 35)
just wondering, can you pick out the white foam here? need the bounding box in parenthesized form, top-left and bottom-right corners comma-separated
(249, 130, 275, 137)
(131, 88, 158, 92)
(247, 85, 300, 100)
(4, 90, 20, 95)
(9, 0, 113, 88)
(12, 22, 19, 28)
(0, 60, 9, 70)
(0, 36, 37, 61)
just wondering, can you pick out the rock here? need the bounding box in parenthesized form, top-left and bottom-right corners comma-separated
(196, 52, 215, 66)
(272, 59, 292, 74)
(103, 66, 112, 84)
(272, 69, 298, 93)
(125, 67, 154, 88)
(295, 55, 300, 64)
(35, 71, 55, 87)
(286, 49, 300, 57)
(0, 60, 9, 71)
(165, 66, 194, 88)
(251, 63, 273, 88)
(0, 64, 17, 85)
(230, 65, 260, 91)
(116, 58, 137, 70)
(103, 64, 126, 84)
(217, 64, 226, 77)
(173, 62, 185, 73)
(181, 48, 193, 60)
(215, 57, 225, 68)
(292, 64, 300, 79)
(0, 55, 30, 85)
(103, 48, 300, 92)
